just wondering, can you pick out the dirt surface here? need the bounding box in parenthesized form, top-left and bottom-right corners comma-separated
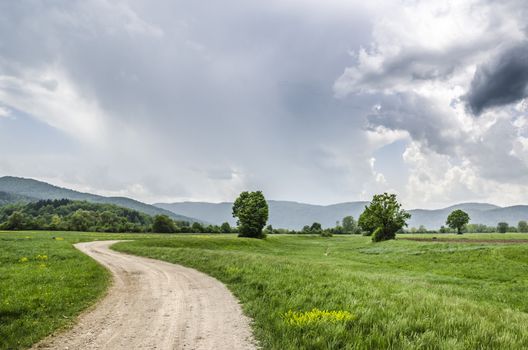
(400, 237, 528, 244)
(33, 240, 257, 350)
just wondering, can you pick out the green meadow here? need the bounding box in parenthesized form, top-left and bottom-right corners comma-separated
(4, 231, 528, 349)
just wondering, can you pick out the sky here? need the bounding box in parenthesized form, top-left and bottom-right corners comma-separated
(1, 0, 528, 209)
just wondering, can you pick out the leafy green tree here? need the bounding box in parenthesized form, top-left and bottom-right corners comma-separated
(232, 191, 269, 238)
(358, 193, 411, 242)
(152, 214, 178, 233)
(49, 214, 62, 230)
(497, 222, 508, 233)
(518, 220, 528, 233)
(264, 224, 274, 235)
(342, 216, 359, 234)
(446, 210, 470, 234)
(99, 210, 121, 232)
(3, 211, 30, 230)
(310, 222, 322, 234)
(191, 222, 204, 233)
(220, 222, 232, 233)
(69, 209, 95, 232)
(333, 225, 344, 234)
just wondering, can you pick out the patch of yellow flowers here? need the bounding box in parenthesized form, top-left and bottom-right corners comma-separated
(18, 255, 48, 263)
(283, 308, 354, 327)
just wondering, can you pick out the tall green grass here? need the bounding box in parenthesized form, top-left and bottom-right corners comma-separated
(0, 231, 115, 349)
(3, 231, 528, 349)
(114, 234, 528, 349)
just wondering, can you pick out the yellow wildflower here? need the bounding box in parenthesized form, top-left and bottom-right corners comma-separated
(19, 257, 29, 263)
(283, 308, 355, 327)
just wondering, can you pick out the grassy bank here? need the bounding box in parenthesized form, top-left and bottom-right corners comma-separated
(0, 231, 132, 350)
(114, 234, 528, 349)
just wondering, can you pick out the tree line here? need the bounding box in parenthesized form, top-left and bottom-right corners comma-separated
(0, 199, 237, 234)
(2, 193, 527, 240)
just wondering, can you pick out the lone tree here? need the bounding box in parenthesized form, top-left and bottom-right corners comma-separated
(518, 220, 528, 233)
(220, 222, 232, 233)
(310, 222, 323, 234)
(358, 193, 411, 242)
(342, 216, 359, 234)
(446, 210, 470, 234)
(152, 214, 178, 233)
(232, 191, 269, 238)
(497, 222, 508, 233)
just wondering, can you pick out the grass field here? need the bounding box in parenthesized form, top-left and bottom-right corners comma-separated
(114, 234, 528, 349)
(0, 231, 138, 350)
(3, 231, 528, 349)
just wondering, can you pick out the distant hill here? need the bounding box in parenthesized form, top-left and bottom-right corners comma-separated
(0, 191, 35, 206)
(0, 176, 200, 223)
(156, 200, 528, 230)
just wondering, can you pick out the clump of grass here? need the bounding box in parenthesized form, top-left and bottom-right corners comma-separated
(283, 308, 354, 327)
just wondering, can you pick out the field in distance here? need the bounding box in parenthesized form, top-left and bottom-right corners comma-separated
(3, 232, 528, 349)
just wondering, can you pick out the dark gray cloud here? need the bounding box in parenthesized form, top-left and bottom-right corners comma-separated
(366, 93, 461, 155)
(466, 43, 528, 115)
(0, 0, 383, 204)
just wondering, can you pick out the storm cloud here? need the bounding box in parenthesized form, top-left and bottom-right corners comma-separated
(466, 43, 528, 115)
(1, 0, 528, 208)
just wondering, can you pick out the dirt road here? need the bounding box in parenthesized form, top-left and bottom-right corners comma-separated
(33, 240, 257, 350)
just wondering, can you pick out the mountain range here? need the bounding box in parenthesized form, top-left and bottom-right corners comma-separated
(0, 176, 200, 223)
(1, 176, 528, 230)
(155, 201, 528, 230)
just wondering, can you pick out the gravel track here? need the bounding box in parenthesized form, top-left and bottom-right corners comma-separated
(33, 240, 257, 350)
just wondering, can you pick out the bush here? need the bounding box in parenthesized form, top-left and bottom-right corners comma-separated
(152, 215, 178, 233)
(497, 222, 508, 233)
(321, 230, 333, 237)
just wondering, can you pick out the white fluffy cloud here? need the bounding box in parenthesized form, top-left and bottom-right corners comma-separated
(334, 0, 528, 207)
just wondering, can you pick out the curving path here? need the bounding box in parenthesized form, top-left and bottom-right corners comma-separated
(33, 240, 257, 350)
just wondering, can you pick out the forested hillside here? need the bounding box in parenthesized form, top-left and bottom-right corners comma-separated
(0, 176, 200, 223)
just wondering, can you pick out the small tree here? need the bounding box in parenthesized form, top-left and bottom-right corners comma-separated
(152, 214, 178, 233)
(232, 191, 269, 238)
(497, 222, 508, 233)
(69, 209, 95, 232)
(358, 193, 411, 242)
(518, 220, 528, 233)
(310, 222, 322, 234)
(220, 222, 232, 233)
(342, 216, 359, 234)
(3, 211, 30, 230)
(191, 222, 204, 233)
(446, 210, 470, 234)
(264, 224, 274, 235)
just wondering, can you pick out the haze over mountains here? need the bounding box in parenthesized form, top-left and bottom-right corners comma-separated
(156, 201, 528, 230)
(1, 176, 528, 230)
